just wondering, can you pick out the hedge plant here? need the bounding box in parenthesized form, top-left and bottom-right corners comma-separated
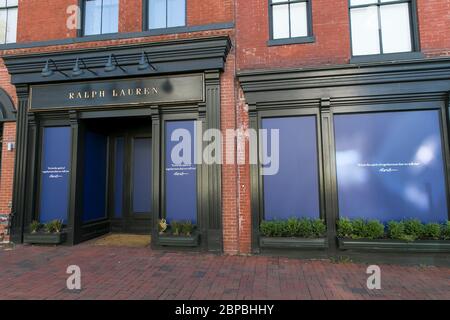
(260, 218, 326, 238)
(338, 218, 450, 242)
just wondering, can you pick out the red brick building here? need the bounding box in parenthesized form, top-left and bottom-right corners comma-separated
(0, 0, 449, 259)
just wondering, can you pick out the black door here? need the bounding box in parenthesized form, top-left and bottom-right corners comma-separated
(109, 124, 152, 234)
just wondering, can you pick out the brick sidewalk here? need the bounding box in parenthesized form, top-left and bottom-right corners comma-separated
(0, 244, 449, 300)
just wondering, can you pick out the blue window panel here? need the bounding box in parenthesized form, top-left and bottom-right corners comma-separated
(84, 0, 118, 35)
(167, 0, 185, 27)
(262, 116, 320, 220)
(101, 0, 119, 34)
(132, 138, 152, 213)
(82, 131, 108, 223)
(39, 127, 71, 224)
(113, 137, 124, 218)
(148, 0, 167, 29)
(334, 110, 448, 223)
(148, 0, 185, 29)
(84, 0, 102, 35)
(165, 120, 197, 223)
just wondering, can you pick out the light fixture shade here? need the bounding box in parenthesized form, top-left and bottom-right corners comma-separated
(138, 52, 150, 70)
(104, 54, 116, 72)
(41, 60, 53, 77)
(72, 58, 83, 76)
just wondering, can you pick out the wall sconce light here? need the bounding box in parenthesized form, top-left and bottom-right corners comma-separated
(138, 51, 157, 71)
(72, 58, 97, 77)
(7, 142, 15, 151)
(104, 54, 126, 73)
(41, 59, 69, 77)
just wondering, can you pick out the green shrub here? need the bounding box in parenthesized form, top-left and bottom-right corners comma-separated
(170, 221, 182, 236)
(423, 223, 441, 240)
(297, 218, 314, 238)
(403, 219, 424, 240)
(337, 218, 353, 238)
(441, 221, 450, 240)
(387, 221, 415, 242)
(30, 220, 41, 233)
(311, 219, 327, 237)
(43, 220, 63, 233)
(181, 221, 194, 236)
(260, 218, 326, 238)
(350, 219, 367, 239)
(365, 220, 385, 239)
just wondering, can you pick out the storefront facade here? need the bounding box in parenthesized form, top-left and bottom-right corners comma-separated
(3, 36, 231, 251)
(0, 0, 450, 260)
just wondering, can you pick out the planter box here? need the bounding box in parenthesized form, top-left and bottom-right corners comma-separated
(24, 232, 67, 245)
(338, 238, 450, 253)
(259, 237, 328, 249)
(158, 233, 200, 247)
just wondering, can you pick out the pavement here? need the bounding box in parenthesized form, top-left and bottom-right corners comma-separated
(0, 243, 449, 300)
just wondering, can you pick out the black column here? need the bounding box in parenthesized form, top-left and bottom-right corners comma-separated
(204, 70, 223, 252)
(10, 85, 29, 243)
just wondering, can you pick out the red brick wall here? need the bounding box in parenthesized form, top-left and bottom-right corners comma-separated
(15, 0, 233, 43)
(188, 0, 233, 26)
(236, 0, 351, 71)
(0, 122, 16, 242)
(237, 0, 450, 71)
(17, 0, 78, 42)
(417, 0, 450, 57)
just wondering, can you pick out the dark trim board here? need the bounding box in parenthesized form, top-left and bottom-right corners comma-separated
(0, 22, 234, 50)
(240, 57, 450, 258)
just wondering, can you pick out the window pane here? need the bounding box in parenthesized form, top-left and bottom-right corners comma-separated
(350, 6, 380, 56)
(132, 138, 152, 214)
(380, 3, 412, 54)
(148, 0, 167, 29)
(165, 121, 197, 223)
(5, 7, 16, 43)
(334, 110, 448, 223)
(101, 0, 119, 34)
(7, 0, 18, 7)
(262, 116, 320, 220)
(82, 131, 108, 223)
(84, 0, 102, 35)
(272, 4, 289, 39)
(290, 2, 308, 37)
(39, 127, 72, 224)
(0, 9, 6, 44)
(114, 137, 124, 218)
(167, 0, 185, 27)
(350, 0, 377, 6)
(0, 1, 6, 7)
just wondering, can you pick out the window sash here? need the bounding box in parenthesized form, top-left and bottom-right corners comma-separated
(83, 0, 119, 36)
(0, 2, 17, 44)
(350, 0, 414, 55)
(270, 0, 310, 40)
(147, 0, 186, 30)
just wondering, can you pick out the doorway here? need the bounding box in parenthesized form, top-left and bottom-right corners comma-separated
(83, 117, 152, 235)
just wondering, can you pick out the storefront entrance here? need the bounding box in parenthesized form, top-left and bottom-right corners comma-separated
(84, 117, 152, 235)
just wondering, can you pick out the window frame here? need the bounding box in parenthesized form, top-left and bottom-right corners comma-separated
(268, 0, 315, 46)
(348, 0, 420, 59)
(80, 0, 119, 37)
(0, 0, 18, 44)
(143, 0, 187, 31)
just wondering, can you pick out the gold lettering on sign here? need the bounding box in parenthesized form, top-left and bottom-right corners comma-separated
(69, 86, 159, 100)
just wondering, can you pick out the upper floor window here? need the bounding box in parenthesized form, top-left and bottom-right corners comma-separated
(350, 0, 416, 56)
(83, 0, 119, 36)
(147, 0, 186, 30)
(269, 0, 311, 40)
(0, 0, 18, 44)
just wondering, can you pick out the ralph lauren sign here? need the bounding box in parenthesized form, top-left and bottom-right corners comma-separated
(29, 74, 204, 111)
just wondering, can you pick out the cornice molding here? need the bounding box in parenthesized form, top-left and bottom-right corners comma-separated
(3, 36, 232, 85)
(238, 57, 450, 93)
